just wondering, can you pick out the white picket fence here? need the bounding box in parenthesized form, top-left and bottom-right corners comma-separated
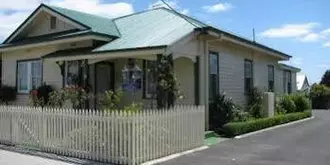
(0, 105, 205, 164)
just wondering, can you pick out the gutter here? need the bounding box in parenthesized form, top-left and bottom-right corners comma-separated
(195, 27, 292, 60)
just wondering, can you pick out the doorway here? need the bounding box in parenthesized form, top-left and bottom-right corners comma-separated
(95, 62, 114, 108)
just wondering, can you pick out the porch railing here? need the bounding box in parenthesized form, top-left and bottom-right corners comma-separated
(0, 105, 205, 164)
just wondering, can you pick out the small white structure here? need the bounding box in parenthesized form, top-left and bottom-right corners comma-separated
(296, 73, 310, 92)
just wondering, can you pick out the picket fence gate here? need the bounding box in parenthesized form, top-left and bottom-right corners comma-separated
(0, 105, 205, 164)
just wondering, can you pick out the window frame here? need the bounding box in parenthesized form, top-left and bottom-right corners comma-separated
(244, 59, 254, 94)
(16, 59, 43, 94)
(209, 51, 220, 102)
(143, 60, 157, 99)
(268, 65, 275, 92)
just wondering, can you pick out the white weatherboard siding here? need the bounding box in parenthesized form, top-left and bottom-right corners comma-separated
(209, 42, 280, 106)
(174, 57, 195, 105)
(292, 72, 297, 92)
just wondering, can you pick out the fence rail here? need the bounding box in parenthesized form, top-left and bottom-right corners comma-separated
(0, 105, 205, 164)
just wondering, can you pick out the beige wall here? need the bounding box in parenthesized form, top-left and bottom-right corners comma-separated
(1, 40, 93, 105)
(25, 11, 77, 37)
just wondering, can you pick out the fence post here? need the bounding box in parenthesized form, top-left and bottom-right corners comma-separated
(131, 112, 136, 165)
(10, 106, 15, 145)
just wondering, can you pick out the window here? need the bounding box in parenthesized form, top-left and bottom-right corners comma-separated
(17, 60, 42, 93)
(65, 61, 80, 86)
(283, 70, 292, 93)
(143, 60, 157, 98)
(244, 59, 253, 94)
(50, 16, 57, 30)
(268, 65, 275, 92)
(209, 52, 219, 101)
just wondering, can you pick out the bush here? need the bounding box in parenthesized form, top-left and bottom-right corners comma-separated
(29, 84, 54, 107)
(279, 94, 311, 113)
(246, 88, 263, 118)
(290, 94, 311, 112)
(0, 85, 17, 104)
(209, 93, 237, 130)
(310, 84, 330, 109)
(279, 95, 296, 113)
(222, 111, 312, 137)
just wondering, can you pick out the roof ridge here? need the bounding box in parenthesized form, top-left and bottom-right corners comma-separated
(112, 7, 164, 21)
(44, 4, 113, 21)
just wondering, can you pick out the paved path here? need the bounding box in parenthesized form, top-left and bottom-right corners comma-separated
(0, 149, 73, 165)
(160, 110, 330, 165)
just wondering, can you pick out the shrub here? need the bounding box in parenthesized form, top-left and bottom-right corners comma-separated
(29, 84, 54, 107)
(279, 95, 296, 113)
(0, 85, 17, 104)
(209, 93, 237, 130)
(290, 94, 311, 112)
(246, 88, 263, 118)
(222, 111, 312, 137)
(48, 86, 89, 108)
(98, 89, 123, 111)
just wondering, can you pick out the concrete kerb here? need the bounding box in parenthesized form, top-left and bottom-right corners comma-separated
(141, 146, 209, 165)
(234, 116, 315, 139)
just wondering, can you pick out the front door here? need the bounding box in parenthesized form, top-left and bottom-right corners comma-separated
(95, 62, 114, 108)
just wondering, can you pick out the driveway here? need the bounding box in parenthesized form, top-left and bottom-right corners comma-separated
(160, 110, 330, 165)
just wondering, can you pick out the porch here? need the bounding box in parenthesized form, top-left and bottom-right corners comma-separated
(43, 47, 201, 110)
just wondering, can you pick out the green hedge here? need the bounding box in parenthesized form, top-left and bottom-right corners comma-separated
(222, 111, 312, 137)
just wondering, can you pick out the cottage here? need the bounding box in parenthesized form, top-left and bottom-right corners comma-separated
(0, 4, 300, 128)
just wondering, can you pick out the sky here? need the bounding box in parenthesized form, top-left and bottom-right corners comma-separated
(0, 0, 329, 83)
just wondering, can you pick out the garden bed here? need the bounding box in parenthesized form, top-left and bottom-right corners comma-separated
(222, 111, 312, 137)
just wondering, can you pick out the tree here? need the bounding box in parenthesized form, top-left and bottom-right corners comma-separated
(320, 70, 330, 87)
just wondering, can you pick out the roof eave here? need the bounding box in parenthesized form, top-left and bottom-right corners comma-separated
(43, 45, 167, 61)
(196, 27, 292, 60)
(0, 32, 113, 52)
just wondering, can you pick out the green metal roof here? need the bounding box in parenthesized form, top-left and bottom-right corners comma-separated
(93, 8, 205, 52)
(45, 4, 120, 38)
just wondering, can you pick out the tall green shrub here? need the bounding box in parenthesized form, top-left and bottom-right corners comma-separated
(310, 84, 330, 109)
(209, 93, 237, 130)
(290, 94, 311, 112)
(246, 88, 263, 118)
(279, 95, 296, 113)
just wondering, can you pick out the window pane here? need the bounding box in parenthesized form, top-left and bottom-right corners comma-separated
(146, 61, 157, 96)
(209, 54, 218, 75)
(66, 61, 80, 86)
(31, 61, 42, 89)
(18, 62, 28, 91)
(244, 60, 253, 93)
(209, 52, 219, 101)
(244, 60, 252, 78)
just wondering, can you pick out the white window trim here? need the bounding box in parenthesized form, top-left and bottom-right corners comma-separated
(17, 60, 42, 93)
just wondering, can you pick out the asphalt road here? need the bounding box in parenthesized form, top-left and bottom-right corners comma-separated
(160, 110, 330, 165)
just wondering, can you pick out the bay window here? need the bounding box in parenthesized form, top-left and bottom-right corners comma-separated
(17, 60, 42, 93)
